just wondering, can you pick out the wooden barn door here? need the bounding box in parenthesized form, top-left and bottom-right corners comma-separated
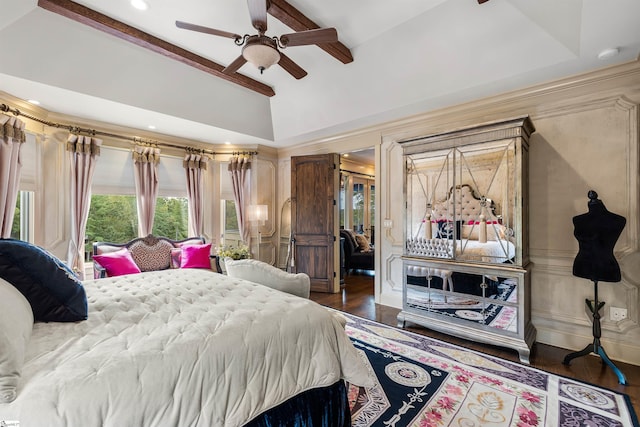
(291, 154, 340, 293)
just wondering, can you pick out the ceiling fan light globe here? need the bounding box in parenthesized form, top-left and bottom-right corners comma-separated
(242, 44, 280, 71)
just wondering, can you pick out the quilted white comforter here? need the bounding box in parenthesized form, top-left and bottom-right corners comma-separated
(0, 269, 371, 427)
(456, 239, 516, 263)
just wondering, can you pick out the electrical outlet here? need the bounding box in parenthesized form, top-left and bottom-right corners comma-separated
(610, 307, 628, 321)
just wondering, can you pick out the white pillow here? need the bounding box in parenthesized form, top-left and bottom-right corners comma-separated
(0, 277, 34, 403)
(462, 222, 506, 241)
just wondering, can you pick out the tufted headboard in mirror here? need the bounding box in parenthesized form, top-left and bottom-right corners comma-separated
(429, 184, 498, 224)
(408, 183, 514, 262)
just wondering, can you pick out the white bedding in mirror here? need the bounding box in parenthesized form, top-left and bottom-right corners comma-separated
(407, 237, 515, 262)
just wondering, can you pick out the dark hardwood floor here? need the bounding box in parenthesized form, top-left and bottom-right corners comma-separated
(310, 272, 640, 413)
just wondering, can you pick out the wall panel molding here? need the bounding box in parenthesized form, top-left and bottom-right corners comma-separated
(384, 253, 403, 291)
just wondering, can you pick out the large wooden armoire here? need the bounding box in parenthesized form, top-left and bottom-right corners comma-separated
(397, 116, 536, 363)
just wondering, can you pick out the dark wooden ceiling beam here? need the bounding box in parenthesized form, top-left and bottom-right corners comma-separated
(37, 0, 275, 97)
(268, 0, 353, 64)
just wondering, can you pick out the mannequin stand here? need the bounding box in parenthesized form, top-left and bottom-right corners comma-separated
(562, 280, 627, 385)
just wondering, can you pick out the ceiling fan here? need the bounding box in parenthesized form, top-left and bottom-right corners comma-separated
(176, 0, 339, 79)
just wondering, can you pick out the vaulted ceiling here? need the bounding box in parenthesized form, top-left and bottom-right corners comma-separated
(1, 0, 639, 148)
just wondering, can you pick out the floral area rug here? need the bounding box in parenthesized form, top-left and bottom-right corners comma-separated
(343, 313, 638, 427)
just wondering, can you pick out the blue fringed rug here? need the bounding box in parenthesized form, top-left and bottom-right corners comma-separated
(343, 313, 638, 427)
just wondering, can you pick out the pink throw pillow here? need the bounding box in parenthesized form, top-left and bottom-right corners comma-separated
(180, 243, 212, 269)
(170, 248, 182, 269)
(93, 248, 141, 277)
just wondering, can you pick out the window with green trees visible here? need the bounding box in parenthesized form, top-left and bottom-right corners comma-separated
(11, 191, 34, 242)
(11, 192, 21, 240)
(224, 199, 238, 232)
(85, 195, 188, 257)
(152, 197, 189, 240)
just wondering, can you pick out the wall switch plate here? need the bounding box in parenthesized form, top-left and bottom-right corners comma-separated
(610, 307, 628, 321)
(383, 219, 393, 228)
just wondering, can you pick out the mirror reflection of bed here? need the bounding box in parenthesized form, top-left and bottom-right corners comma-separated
(403, 182, 519, 332)
(407, 184, 516, 264)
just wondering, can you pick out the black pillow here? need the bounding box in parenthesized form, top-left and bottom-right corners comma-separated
(0, 239, 88, 322)
(436, 220, 462, 240)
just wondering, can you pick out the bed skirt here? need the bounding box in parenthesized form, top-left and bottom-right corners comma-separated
(246, 380, 351, 427)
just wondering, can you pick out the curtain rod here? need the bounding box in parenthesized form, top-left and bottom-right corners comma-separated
(340, 168, 375, 178)
(1, 103, 257, 157)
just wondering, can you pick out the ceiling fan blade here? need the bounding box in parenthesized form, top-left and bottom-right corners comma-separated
(176, 21, 241, 40)
(223, 55, 248, 75)
(278, 52, 307, 79)
(247, 0, 268, 33)
(478, 0, 490, 3)
(280, 28, 338, 47)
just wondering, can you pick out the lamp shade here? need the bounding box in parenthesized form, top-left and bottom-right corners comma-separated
(249, 205, 268, 224)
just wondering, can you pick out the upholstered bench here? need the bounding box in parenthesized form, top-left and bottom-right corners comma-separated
(406, 265, 454, 302)
(223, 258, 311, 299)
(92, 234, 206, 279)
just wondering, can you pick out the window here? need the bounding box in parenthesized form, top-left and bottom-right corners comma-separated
(87, 146, 191, 258)
(350, 177, 375, 237)
(85, 195, 188, 258)
(85, 195, 138, 254)
(221, 199, 241, 247)
(223, 199, 238, 232)
(352, 182, 365, 233)
(219, 161, 243, 247)
(152, 197, 188, 240)
(10, 191, 34, 242)
(10, 193, 21, 239)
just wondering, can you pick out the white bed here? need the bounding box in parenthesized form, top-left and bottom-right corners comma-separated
(0, 269, 371, 427)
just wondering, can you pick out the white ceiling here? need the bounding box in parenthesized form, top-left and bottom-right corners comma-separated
(1, 0, 639, 148)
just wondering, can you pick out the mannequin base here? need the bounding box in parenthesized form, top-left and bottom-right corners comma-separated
(563, 341, 627, 385)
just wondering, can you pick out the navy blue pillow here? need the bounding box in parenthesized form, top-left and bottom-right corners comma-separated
(0, 239, 88, 322)
(436, 220, 462, 239)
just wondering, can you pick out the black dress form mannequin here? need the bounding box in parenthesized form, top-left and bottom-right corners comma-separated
(572, 190, 625, 282)
(563, 190, 627, 384)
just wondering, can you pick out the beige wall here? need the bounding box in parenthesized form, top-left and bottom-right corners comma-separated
(278, 60, 640, 365)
